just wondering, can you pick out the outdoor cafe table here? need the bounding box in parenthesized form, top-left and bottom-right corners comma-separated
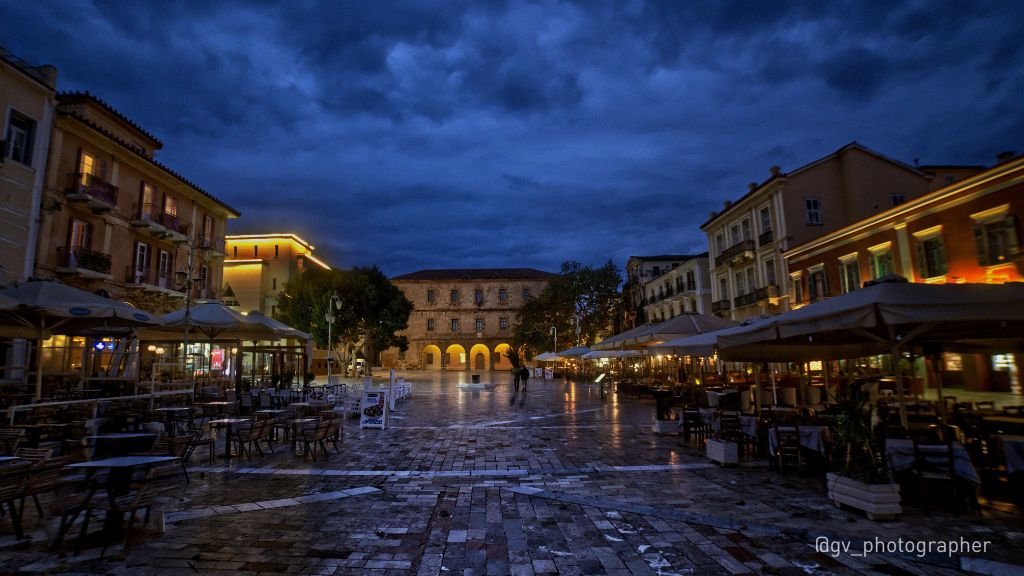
(87, 433, 158, 458)
(153, 407, 192, 437)
(208, 418, 251, 460)
(884, 438, 980, 484)
(994, 435, 1024, 474)
(13, 423, 70, 447)
(255, 409, 288, 439)
(201, 401, 233, 418)
(982, 415, 1024, 435)
(767, 425, 832, 457)
(66, 455, 179, 535)
(289, 418, 317, 451)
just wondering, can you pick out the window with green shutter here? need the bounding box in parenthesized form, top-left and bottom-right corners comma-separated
(975, 216, 1019, 266)
(915, 236, 948, 279)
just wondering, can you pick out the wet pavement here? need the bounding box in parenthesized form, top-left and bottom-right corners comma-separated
(1, 370, 1022, 575)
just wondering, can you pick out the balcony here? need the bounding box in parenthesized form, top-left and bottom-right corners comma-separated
(714, 239, 755, 267)
(758, 230, 774, 246)
(754, 284, 780, 303)
(65, 173, 118, 212)
(55, 246, 113, 279)
(734, 292, 758, 308)
(198, 235, 225, 256)
(131, 203, 191, 243)
(125, 266, 184, 296)
(711, 299, 731, 313)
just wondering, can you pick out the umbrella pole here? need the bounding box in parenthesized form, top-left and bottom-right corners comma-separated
(753, 363, 761, 416)
(889, 327, 909, 429)
(34, 318, 45, 401)
(770, 363, 777, 406)
(931, 352, 947, 422)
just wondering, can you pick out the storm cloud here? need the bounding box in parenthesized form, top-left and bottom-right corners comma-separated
(2, 0, 1020, 275)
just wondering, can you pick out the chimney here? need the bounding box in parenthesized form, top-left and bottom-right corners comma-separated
(38, 65, 58, 90)
(748, 182, 757, 192)
(709, 211, 718, 219)
(723, 200, 732, 210)
(769, 165, 781, 177)
(996, 151, 1017, 163)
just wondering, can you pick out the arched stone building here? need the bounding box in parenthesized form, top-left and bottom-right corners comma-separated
(380, 268, 555, 371)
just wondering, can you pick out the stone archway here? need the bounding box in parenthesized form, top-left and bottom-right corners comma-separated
(469, 343, 490, 371)
(493, 343, 513, 371)
(421, 344, 442, 371)
(445, 344, 467, 370)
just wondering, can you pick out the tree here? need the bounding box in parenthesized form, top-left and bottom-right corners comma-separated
(513, 260, 622, 356)
(276, 266, 412, 375)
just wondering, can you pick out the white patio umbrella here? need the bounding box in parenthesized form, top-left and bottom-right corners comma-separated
(557, 346, 591, 357)
(245, 311, 314, 371)
(0, 280, 162, 399)
(534, 351, 559, 361)
(717, 276, 1024, 427)
(581, 349, 642, 359)
(591, 323, 654, 350)
(625, 312, 739, 347)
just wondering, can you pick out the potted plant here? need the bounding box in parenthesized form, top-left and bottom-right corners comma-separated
(826, 380, 902, 520)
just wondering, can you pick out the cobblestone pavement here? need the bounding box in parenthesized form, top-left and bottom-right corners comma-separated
(1, 371, 1022, 575)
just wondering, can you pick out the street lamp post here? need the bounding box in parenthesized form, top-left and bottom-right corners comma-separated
(550, 325, 557, 353)
(325, 292, 341, 385)
(176, 240, 197, 388)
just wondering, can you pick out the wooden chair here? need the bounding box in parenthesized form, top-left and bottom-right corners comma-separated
(77, 463, 184, 553)
(0, 462, 33, 539)
(258, 392, 273, 410)
(681, 409, 709, 444)
(239, 393, 254, 415)
(0, 429, 26, 456)
(19, 456, 70, 518)
(718, 413, 749, 456)
(181, 422, 215, 466)
(300, 421, 332, 462)
(911, 440, 960, 513)
(13, 446, 53, 461)
(773, 424, 803, 475)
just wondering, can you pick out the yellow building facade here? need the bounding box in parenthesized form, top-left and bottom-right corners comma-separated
(0, 48, 56, 283)
(33, 92, 238, 313)
(222, 234, 331, 315)
(381, 268, 555, 371)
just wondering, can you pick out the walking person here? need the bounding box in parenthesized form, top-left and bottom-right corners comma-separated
(519, 365, 530, 392)
(513, 366, 521, 392)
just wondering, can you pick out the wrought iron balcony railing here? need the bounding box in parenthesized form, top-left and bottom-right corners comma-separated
(57, 246, 112, 274)
(67, 173, 118, 207)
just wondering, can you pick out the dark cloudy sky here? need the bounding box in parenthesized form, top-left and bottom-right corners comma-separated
(3, 1, 1022, 276)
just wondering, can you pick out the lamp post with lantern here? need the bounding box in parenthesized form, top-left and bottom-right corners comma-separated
(325, 291, 341, 386)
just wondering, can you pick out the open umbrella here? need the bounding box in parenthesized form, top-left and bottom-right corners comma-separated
(244, 311, 314, 371)
(626, 312, 738, 347)
(534, 351, 559, 361)
(717, 276, 1024, 427)
(0, 280, 162, 399)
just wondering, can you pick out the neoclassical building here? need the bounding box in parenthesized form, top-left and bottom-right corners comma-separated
(380, 268, 555, 371)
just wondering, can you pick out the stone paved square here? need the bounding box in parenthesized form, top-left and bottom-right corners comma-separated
(1, 371, 1021, 575)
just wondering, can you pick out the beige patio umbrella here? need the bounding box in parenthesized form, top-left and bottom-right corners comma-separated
(0, 280, 162, 399)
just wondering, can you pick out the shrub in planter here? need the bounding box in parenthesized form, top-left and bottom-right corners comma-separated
(827, 380, 901, 519)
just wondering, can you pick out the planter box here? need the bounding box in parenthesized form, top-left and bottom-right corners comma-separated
(652, 419, 678, 435)
(826, 472, 902, 521)
(706, 438, 738, 466)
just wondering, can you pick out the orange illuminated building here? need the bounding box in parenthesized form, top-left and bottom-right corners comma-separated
(785, 153, 1023, 392)
(222, 233, 331, 316)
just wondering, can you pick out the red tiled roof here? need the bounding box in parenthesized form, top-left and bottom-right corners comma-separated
(59, 110, 240, 217)
(391, 268, 557, 281)
(58, 91, 163, 148)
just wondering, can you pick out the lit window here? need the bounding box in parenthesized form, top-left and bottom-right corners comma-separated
(805, 197, 822, 225)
